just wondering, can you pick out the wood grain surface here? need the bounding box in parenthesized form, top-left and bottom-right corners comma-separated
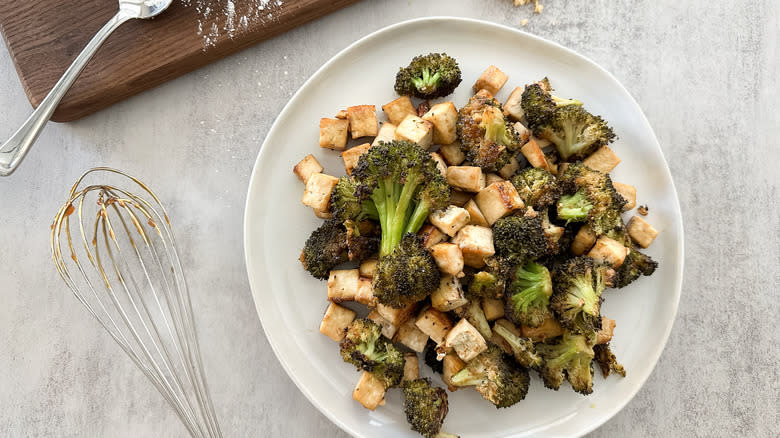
(0, 0, 362, 122)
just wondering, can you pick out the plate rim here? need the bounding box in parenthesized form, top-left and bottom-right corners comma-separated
(243, 16, 685, 438)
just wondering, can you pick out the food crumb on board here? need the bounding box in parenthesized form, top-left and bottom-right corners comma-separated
(181, 0, 285, 49)
(520, 19, 529, 26)
(513, 0, 543, 13)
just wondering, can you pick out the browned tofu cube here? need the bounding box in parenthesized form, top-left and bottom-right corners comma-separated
(520, 138, 551, 171)
(583, 146, 621, 173)
(293, 154, 323, 184)
(444, 319, 488, 362)
(430, 243, 465, 277)
(418, 224, 448, 249)
(319, 118, 349, 150)
(482, 298, 505, 321)
(382, 96, 417, 125)
(613, 182, 637, 211)
(372, 122, 397, 146)
(341, 143, 371, 175)
(395, 115, 434, 148)
(430, 152, 448, 177)
(367, 310, 398, 339)
(521, 316, 564, 342)
(503, 86, 524, 121)
(376, 301, 419, 327)
(327, 269, 360, 303)
(452, 225, 495, 268)
(473, 65, 508, 95)
(429, 206, 471, 237)
(356, 277, 377, 307)
(402, 353, 420, 382)
(588, 236, 630, 268)
(485, 173, 504, 186)
(422, 102, 459, 145)
(447, 166, 485, 193)
(319, 302, 356, 342)
(627, 216, 659, 248)
(450, 190, 473, 207)
(431, 275, 469, 312)
(415, 307, 454, 344)
(394, 319, 429, 353)
(346, 105, 378, 138)
(302, 173, 339, 212)
(439, 142, 466, 166)
(442, 353, 466, 391)
(335, 109, 348, 119)
(597, 317, 616, 345)
(464, 199, 489, 227)
(352, 372, 386, 410)
(359, 259, 378, 278)
(474, 181, 524, 225)
(497, 155, 520, 180)
(571, 224, 597, 256)
(513, 121, 532, 144)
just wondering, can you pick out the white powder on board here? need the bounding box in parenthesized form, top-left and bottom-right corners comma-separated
(181, 0, 285, 49)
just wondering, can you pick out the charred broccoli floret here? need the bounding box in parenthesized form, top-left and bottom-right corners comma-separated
(450, 346, 530, 408)
(402, 378, 449, 438)
(300, 219, 349, 280)
(492, 323, 543, 369)
(504, 262, 553, 328)
(492, 214, 551, 265)
(551, 257, 608, 337)
(593, 343, 626, 378)
(614, 247, 658, 288)
(537, 105, 615, 162)
(520, 78, 582, 129)
(394, 53, 462, 99)
(331, 176, 379, 223)
(511, 167, 562, 209)
(464, 257, 511, 299)
(373, 234, 441, 308)
(343, 220, 379, 262)
(556, 163, 626, 235)
(456, 93, 519, 171)
(537, 331, 595, 394)
(339, 318, 405, 388)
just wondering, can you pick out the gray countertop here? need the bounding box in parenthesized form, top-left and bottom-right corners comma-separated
(1, 1, 778, 436)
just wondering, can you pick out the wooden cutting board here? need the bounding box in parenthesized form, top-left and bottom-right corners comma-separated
(0, 0, 362, 122)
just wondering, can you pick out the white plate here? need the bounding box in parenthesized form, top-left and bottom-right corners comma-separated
(244, 17, 683, 438)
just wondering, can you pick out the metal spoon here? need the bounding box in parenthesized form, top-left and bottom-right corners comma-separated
(0, 0, 173, 176)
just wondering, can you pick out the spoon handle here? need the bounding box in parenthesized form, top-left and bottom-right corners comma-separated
(0, 11, 132, 176)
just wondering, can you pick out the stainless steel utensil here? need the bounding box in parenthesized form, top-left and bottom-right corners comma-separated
(0, 1, 174, 176)
(51, 167, 222, 438)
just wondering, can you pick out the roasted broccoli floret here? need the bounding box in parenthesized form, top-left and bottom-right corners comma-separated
(556, 163, 626, 235)
(339, 319, 405, 388)
(394, 53, 462, 99)
(537, 331, 595, 394)
(614, 247, 658, 288)
(492, 214, 551, 265)
(464, 256, 511, 299)
(492, 323, 543, 369)
(424, 339, 444, 374)
(511, 167, 562, 209)
(450, 346, 530, 408)
(331, 176, 379, 223)
(551, 257, 608, 337)
(456, 93, 519, 171)
(593, 343, 626, 378)
(373, 233, 441, 308)
(343, 219, 379, 262)
(300, 219, 349, 280)
(402, 378, 449, 438)
(537, 105, 615, 162)
(504, 262, 553, 328)
(557, 189, 593, 223)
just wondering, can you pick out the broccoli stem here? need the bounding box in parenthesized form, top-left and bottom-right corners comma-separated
(405, 199, 431, 236)
(411, 68, 442, 94)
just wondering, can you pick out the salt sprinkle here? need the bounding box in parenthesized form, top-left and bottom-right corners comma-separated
(181, 0, 285, 49)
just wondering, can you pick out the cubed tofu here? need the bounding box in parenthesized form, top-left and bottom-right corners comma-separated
(447, 166, 485, 193)
(415, 307, 454, 344)
(341, 143, 371, 175)
(450, 190, 473, 207)
(498, 156, 521, 180)
(302, 173, 339, 212)
(444, 319, 488, 362)
(352, 372, 386, 410)
(571, 224, 597, 256)
(464, 199, 489, 227)
(482, 298, 505, 321)
(376, 302, 419, 327)
(520, 138, 550, 171)
(327, 269, 360, 303)
(335, 109, 348, 119)
(356, 277, 377, 307)
(319, 118, 349, 150)
(452, 225, 495, 268)
(442, 353, 466, 392)
(418, 224, 448, 249)
(613, 182, 637, 211)
(430, 243, 465, 277)
(429, 206, 471, 237)
(521, 317, 564, 342)
(430, 152, 448, 177)
(583, 146, 621, 174)
(319, 302, 356, 342)
(474, 181, 524, 225)
(596, 317, 616, 345)
(422, 102, 459, 145)
(359, 259, 378, 278)
(485, 173, 504, 186)
(394, 319, 429, 353)
(367, 310, 398, 339)
(395, 115, 434, 149)
(372, 122, 397, 146)
(382, 96, 417, 125)
(473, 65, 508, 95)
(588, 236, 630, 268)
(627, 216, 659, 248)
(513, 121, 532, 144)
(431, 275, 469, 312)
(346, 105, 378, 138)
(503, 86, 524, 121)
(438, 142, 466, 166)
(293, 154, 323, 184)
(402, 353, 420, 382)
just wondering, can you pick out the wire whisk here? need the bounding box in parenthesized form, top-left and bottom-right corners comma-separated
(50, 167, 222, 438)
